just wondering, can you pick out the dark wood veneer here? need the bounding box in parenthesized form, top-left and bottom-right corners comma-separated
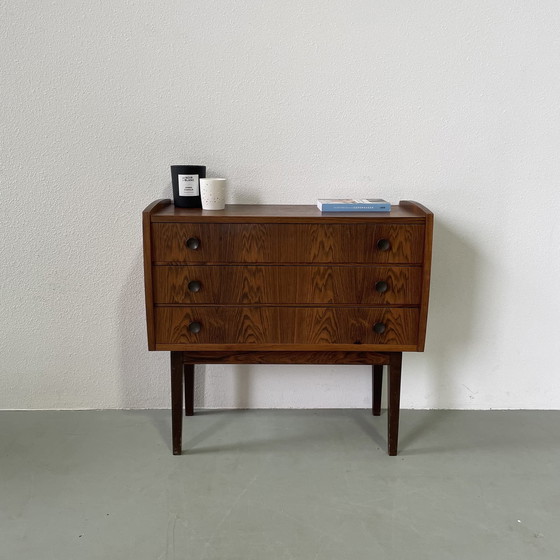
(152, 203, 426, 223)
(155, 306, 419, 347)
(143, 201, 433, 456)
(152, 223, 424, 264)
(153, 265, 422, 305)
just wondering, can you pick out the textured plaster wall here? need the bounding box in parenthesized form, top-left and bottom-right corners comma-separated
(1, 1, 559, 410)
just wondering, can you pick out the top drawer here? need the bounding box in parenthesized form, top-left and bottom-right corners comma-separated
(151, 223, 425, 264)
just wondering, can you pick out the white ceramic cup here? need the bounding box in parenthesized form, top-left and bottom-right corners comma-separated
(200, 178, 227, 210)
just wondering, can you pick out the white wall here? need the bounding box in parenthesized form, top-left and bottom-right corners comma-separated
(1, 1, 559, 410)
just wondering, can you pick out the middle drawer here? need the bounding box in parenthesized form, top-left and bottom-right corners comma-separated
(153, 265, 422, 305)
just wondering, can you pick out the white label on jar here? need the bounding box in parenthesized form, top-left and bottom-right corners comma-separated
(178, 174, 199, 196)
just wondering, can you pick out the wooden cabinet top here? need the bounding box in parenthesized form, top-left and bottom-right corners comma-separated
(144, 200, 432, 224)
(143, 199, 433, 353)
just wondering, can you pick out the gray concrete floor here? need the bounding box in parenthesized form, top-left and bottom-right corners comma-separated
(1, 409, 559, 560)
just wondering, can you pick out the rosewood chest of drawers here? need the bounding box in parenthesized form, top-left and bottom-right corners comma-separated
(143, 200, 433, 455)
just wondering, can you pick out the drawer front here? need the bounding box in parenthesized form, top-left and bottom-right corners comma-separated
(151, 223, 424, 264)
(155, 307, 419, 347)
(153, 265, 422, 305)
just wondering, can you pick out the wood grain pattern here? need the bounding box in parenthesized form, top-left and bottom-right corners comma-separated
(152, 265, 422, 305)
(143, 199, 172, 350)
(155, 306, 419, 347)
(151, 203, 426, 223)
(400, 201, 434, 352)
(178, 351, 391, 365)
(156, 342, 418, 352)
(151, 223, 425, 264)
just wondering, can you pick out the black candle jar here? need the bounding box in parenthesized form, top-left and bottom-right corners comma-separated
(171, 165, 206, 208)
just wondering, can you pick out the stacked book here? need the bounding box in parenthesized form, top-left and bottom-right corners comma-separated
(317, 199, 391, 212)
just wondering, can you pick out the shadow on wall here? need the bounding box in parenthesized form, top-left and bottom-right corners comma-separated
(231, 189, 263, 205)
(423, 217, 482, 408)
(397, 217, 482, 451)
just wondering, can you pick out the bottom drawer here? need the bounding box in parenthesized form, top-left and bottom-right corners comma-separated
(155, 307, 419, 349)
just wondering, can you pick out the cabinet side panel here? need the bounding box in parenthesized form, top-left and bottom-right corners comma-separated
(143, 200, 171, 350)
(417, 212, 433, 351)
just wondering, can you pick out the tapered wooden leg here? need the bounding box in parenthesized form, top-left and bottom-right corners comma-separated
(388, 352, 402, 456)
(184, 363, 194, 416)
(170, 351, 184, 455)
(372, 365, 383, 416)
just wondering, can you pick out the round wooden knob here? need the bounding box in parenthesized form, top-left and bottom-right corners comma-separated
(373, 322, 386, 334)
(186, 237, 200, 250)
(376, 238, 391, 251)
(188, 281, 202, 293)
(375, 281, 388, 293)
(188, 321, 202, 334)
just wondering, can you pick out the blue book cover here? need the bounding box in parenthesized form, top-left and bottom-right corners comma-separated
(317, 198, 391, 212)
